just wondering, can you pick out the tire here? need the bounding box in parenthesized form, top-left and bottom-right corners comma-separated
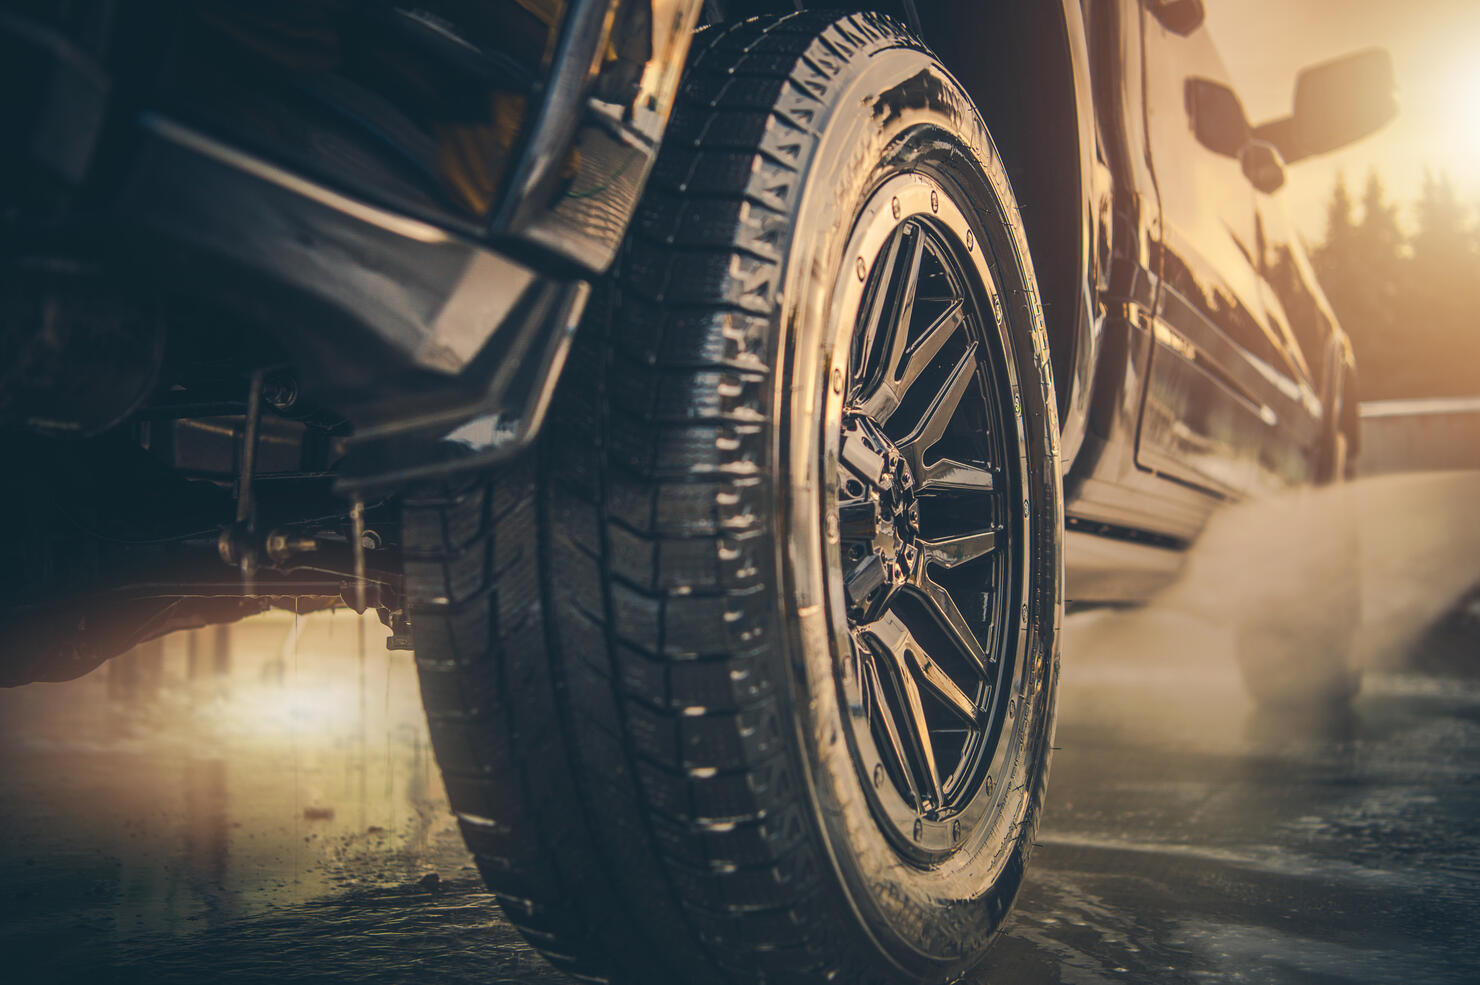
(405, 12, 1063, 985)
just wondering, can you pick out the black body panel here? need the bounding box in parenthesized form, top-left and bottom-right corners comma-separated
(0, 0, 1363, 607)
(0, 1, 702, 490)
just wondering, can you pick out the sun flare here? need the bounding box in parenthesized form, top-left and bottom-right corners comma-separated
(1445, 56, 1480, 182)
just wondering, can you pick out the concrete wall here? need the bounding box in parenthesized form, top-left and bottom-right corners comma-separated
(1357, 397, 1480, 476)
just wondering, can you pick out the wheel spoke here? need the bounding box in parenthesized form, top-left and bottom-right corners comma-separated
(898, 342, 978, 477)
(871, 611, 983, 727)
(878, 232, 926, 388)
(860, 298, 967, 423)
(854, 231, 905, 382)
(897, 299, 965, 395)
(919, 458, 995, 492)
(920, 529, 998, 569)
(855, 225, 923, 394)
(893, 658, 945, 812)
(916, 651, 981, 727)
(913, 571, 989, 673)
(860, 648, 923, 808)
(863, 613, 963, 807)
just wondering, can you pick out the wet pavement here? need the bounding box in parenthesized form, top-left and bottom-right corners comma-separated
(2, 597, 1477, 984)
(991, 605, 1480, 985)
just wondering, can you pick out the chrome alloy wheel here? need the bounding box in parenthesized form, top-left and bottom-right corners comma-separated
(823, 173, 1030, 862)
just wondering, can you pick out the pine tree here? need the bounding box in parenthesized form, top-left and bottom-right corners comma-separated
(1315, 171, 1401, 397)
(1412, 171, 1468, 269)
(1350, 171, 1406, 397)
(1323, 172, 1355, 253)
(1310, 169, 1479, 401)
(1357, 171, 1403, 271)
(1313, 172, 1357, 312)
(1408, 171, 1480, 397)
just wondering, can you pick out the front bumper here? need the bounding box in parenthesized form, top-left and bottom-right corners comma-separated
(1, 1, 701, 491)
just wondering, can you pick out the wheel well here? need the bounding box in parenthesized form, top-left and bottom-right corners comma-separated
(914, 2, 1087, 423)
(709, 1, 1091, 423)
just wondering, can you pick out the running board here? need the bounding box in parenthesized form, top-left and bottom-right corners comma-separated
(1065, 529, 1186, 606)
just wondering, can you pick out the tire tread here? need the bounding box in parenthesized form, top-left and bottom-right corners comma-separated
(411, 12, 935, 984)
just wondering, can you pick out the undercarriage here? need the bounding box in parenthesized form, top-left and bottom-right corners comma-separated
(0, 288, 405, 684)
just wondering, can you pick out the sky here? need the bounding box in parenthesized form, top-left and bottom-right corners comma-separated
(1205, 0, 1480, 244)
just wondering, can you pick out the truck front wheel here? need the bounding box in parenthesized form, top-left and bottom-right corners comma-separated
(405, 13, 1063, 984)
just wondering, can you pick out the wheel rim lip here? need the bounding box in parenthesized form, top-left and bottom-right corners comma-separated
(817, 172, 1034, 864)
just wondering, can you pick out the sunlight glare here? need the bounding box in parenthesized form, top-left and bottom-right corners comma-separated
(1437, 47, 1480, 182)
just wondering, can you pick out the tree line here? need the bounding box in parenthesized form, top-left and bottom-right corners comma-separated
(1313, 171, 1480, 401)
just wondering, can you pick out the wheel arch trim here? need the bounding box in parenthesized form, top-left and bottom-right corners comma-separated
(909, 0, 1100, 473)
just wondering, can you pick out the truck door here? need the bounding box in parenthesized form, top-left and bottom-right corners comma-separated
(1253, 201, 1334, 484)
(1136, 1, 1309, 495)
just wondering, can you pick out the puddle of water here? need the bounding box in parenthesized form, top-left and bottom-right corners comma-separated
(0, 612, 458, 951)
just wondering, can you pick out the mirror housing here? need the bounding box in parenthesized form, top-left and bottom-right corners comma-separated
(1240, 141, 1287, 194)
(1186, 78, 1250, 158)
(1254, 48, 1397, 164)
(1146, 0, 1206, 36)
(1185, 79, 1288, 194)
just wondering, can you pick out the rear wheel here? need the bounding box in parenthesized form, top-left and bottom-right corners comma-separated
(405, 13, 1062, 984)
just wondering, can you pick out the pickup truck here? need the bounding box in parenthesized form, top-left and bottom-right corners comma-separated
(0, 2, 1393, 983)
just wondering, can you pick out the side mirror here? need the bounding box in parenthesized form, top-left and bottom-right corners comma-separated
(1240, 141, 1286, 194)
(1146, 0, 1206, 36)
(1185, 78, 1249, 158)
(1185, 79, 1288, 193)
(1254, 48, 1397, 164)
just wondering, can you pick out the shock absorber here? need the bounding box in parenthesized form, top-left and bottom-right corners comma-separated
(217, 369, 265, 588)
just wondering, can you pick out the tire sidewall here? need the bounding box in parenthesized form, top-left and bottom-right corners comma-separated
(764, 28, 1064, 978)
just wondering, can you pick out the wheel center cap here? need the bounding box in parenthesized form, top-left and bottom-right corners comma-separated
(876, 454, 919, 560)
(842, 415, 921, 596)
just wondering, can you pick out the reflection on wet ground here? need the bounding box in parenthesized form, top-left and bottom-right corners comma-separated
(2, 604, 1478, 983)
(993, 608, 1480, 985)
(0, 615, 541, 983)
